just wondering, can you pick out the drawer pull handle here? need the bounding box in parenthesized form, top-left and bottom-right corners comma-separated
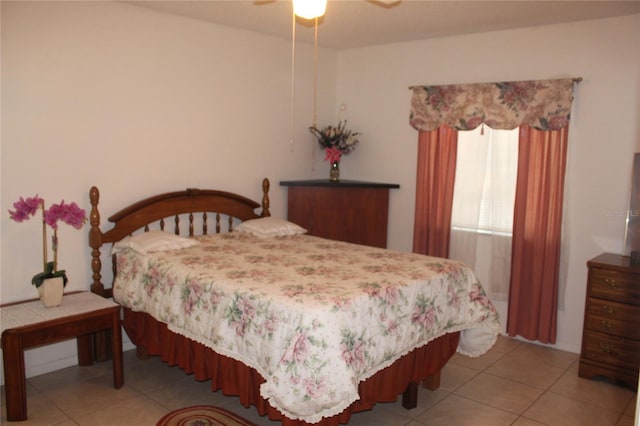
(599, 343, 617, 356)
(604, 278, 617, 288)
(601, 305, 616, 316)
(600, 320, 615, 331)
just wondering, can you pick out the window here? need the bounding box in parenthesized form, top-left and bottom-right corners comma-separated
(451, 126, 519, 235)
(450, 126, 518, 304)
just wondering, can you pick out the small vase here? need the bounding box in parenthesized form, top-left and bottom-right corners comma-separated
(330, 161, 340, 182)
(37, 276, 64, 307)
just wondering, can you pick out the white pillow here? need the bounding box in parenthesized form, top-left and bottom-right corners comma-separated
(111, 230, 199, 255)
(234, 217, 306, 238)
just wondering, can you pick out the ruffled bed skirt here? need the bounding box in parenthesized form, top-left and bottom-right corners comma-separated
(122, 308, 460, 425)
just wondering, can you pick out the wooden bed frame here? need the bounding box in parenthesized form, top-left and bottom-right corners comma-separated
(88, 178, 459, 425)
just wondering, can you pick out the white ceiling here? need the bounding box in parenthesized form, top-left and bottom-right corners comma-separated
(127, 0, 640, 49)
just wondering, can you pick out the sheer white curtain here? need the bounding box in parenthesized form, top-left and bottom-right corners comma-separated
(450, 126, 518, 301)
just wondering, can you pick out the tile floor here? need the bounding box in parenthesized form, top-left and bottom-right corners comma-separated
(1, 335, 637, 425)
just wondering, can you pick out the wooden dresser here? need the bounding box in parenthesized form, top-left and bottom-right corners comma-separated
(578, 253, 640, 389)
(279, 179, 399, 248)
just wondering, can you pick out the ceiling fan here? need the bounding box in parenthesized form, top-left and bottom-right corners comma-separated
(256, 0, 401, 20)
(293, 0, 400, 19)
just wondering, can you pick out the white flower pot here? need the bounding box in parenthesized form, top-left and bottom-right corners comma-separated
(37, 277, 64, 307)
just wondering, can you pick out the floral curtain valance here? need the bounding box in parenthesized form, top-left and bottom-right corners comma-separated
(409, 78, 577, 131)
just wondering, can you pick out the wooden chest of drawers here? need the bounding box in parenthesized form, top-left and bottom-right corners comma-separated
(578, 253, 640, 389)
(279, 179, 399, 248)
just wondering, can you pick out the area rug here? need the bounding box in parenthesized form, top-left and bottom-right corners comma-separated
(156, 405, 258, 426)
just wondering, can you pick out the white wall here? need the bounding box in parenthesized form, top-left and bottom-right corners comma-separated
(0, 1, 337, 380)
(2, 1, 639, 381)
(335, 14, 640, 353)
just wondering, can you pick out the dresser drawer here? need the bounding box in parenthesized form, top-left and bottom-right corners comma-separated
(585, 298, 640, 339)
(589, 268, 640, 306)
(582, 330, 640, 371)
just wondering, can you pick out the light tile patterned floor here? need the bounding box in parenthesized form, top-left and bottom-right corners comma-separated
(1, 335, 637, 425)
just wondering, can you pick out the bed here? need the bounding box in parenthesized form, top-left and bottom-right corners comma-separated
(88, 178, 500, 425)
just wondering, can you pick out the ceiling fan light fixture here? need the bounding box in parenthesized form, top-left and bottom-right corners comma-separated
(293, 0, 327, 20)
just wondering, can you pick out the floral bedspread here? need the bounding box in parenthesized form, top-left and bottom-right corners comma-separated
(113, 233, 500, 423)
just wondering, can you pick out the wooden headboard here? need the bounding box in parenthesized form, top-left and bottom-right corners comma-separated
(88, 178, 271, 298)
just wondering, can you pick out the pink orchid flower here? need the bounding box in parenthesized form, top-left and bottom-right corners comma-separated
(8, 194, 86, 287)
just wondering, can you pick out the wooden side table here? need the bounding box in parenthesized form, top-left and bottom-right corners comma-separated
(1, 292, 123, 421)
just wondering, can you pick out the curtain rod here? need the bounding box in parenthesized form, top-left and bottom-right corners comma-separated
(408, 77, 583, 90)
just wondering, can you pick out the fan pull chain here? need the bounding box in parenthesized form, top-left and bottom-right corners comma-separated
(289, 8, 296, 152)
(313, 17, 319, 129)
(311, 16, 319, 170)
